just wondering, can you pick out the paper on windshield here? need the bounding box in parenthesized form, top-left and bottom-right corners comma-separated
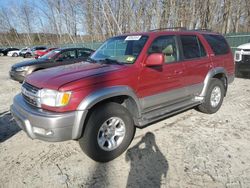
(125, 35, 141, 41)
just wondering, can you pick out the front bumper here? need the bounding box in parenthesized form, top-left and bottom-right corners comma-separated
(10, 94, 86, 142)
(235, 62, 250, 73)
(9, 70, 26, 82)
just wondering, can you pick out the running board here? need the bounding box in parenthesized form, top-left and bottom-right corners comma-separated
(137, 100, 200, 128)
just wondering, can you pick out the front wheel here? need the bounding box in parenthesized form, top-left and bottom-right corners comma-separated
(197, 78, 225, 114)
(12, 53, 18, 57)
(79, 102, 135, 162)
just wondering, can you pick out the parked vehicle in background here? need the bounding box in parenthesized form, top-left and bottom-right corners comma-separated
(0, 47, 19, 56)
(8, 47, 29, 57)
(20, 46, 47, 58)
(18, 48, 28, 56)
(235, 43, 250, 77)
(34, 47, 58, 59)
(11, 29, 234, 162)
(9, 47, 94, 82)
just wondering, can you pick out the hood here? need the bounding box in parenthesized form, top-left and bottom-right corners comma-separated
(25, 62, 124, 90)
(237, 43, 250, 50)
(12, 58, 51, 68)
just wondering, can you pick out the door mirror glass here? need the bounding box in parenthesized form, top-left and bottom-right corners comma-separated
(145, 53, 164, 67)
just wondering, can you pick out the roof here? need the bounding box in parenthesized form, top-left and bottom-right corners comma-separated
(119, 29, 219, 37)
(58, 47, 94, 51)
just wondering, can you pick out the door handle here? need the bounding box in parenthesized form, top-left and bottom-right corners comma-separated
(174, 70, 183, 74)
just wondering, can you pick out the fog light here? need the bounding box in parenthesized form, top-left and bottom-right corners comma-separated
(33, 127, 53, 136)
(45, 131, 53, 136)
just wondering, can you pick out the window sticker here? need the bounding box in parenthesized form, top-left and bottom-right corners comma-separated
(125, 35, 142, 41)
(126, 56, 135, 62)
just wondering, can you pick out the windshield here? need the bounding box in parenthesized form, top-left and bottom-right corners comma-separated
(90, 35, 148, 64)
(40, 50, 60, 59)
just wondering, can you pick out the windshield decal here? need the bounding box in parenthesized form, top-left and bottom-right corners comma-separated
(125, 35, 141, 41)
(126, 56, 135, 62)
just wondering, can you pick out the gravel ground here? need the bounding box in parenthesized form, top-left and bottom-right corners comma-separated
(0, 56, 250, 188)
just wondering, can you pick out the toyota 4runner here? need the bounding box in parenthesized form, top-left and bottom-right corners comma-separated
(11, 29, 235, 162)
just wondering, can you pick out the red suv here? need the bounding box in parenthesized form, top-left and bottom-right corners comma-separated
(11, 29, 234, 162)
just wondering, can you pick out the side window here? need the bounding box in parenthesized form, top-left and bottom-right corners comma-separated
(148, 35, 178, 63)
(180, 35, 206, 59)
(59, 50, 76, 60)
(203, 34, 229, 55)
(78, 49, 92, 58)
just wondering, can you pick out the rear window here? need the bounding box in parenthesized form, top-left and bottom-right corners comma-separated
(180, 35, 206, 59)
(203, 34, 229, 55)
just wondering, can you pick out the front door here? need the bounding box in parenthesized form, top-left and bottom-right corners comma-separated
(138, 35, 186, 111)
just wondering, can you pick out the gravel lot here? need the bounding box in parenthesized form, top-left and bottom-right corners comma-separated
(0, 56, 250, 188)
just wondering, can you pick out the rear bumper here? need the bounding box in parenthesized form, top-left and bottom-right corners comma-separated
(10, 94, 86, 142)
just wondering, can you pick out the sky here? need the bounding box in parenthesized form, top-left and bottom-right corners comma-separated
(0, 0, 34, 8)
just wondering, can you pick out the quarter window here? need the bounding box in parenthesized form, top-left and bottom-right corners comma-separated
(180, 35, 206, 59)
(148, 35, 178, 63)
(203, 34, 229, 55)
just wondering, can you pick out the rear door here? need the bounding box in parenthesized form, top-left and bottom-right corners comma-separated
(178, 34, 212, 96)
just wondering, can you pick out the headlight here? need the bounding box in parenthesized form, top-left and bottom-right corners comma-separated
(15, 66, 29, 72)
(39, 89, 71, 107)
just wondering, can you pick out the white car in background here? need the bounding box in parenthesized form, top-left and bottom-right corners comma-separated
(7, 50, 20, 57)
(7, 48, 28, 57)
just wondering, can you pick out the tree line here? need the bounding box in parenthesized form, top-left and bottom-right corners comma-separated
(0, 0, 249, 46)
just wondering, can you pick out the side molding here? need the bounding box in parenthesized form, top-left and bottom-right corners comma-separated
(77, 86, 141, 112)
(199, 67, 228, 97)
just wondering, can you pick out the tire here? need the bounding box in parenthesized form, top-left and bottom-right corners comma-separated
(25, 53, 31, 58)
(197, 78, 225, 114)
(12, 53, 18, 57)
(79, 102, 135, 162)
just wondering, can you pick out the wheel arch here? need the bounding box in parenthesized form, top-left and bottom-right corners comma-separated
(200, 67, 228, 97)
(73, 86, 141, 139)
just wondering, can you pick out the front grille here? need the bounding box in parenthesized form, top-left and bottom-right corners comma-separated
(242, 55, 250, 63)
(21, 82, 40, 107)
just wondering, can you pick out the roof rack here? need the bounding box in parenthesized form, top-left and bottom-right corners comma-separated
(149, 27, 187, 32)
(192, 28, 212, 32)
(149, 27, 213, 32)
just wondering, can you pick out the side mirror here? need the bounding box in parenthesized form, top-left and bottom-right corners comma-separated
(145, 53, 164, 67)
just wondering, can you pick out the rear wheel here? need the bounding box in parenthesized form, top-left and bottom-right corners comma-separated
(79, 102, 135, 162)
(197, 78, 225, 114)
(24, 53, 31, 58)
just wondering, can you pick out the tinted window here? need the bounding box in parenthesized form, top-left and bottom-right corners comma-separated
(77, 49, 92, 58)
(58, 50, 76, 60)
(203, 34, 229, 55)
(148, 35, 178, 63)
(180, 35, 206, 59)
